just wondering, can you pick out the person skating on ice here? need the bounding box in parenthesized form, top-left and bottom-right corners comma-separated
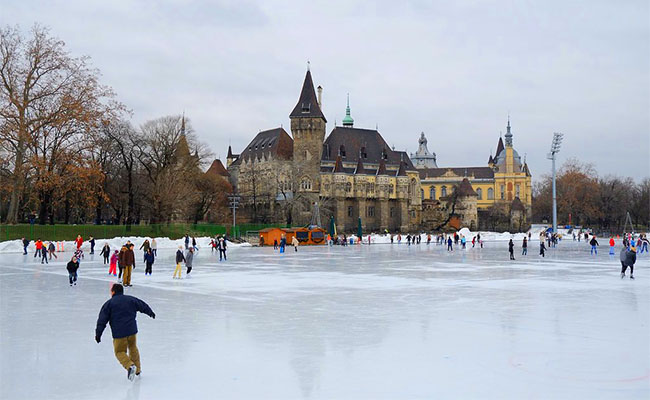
(173, 246, 185, 279)
(67, 256, 79, 286)
(508, 239, 515, 260)
(100, 243, 111, 264)
(75, 235, 83, 250)
(292, 235, 300, 251)
(218, 236, 227, 261)
(109, 250, 119, 276)
(41, 244, 49, 264)
(609, 237, 616, 255)
(89, 236, 96, 254)
(117, 246, 126, 282)
(144, 248, 154, 276)
(120, 244, 135, 287)
(522, 237, 528, 255)
(620, 246, 637, 279)
(48, 241, 57, 260)
(22, 237, 30, 255)
(150, 238, 157, 257)
(185, 247, 194, 277)
(590, 235, 599, 255)
(447, 236, 453, 252)
(95, 283, 155, 381)
(139, 239, 150, 259)
(34, 238, 43, 259)
(539, 241, 546, 257)
(279, 235, 286, 253)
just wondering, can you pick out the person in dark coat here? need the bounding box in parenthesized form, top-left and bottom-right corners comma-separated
(447, 236, 453, 252)
(121, 244, 136, 287)
(539, 242, 546, 257)
(89, 236, 96, 254)
(95, 283, 155, 381)
(522, 237, 528, 255)
(184, 234, 190, 249)
(620, 246, 637, 279)
(185, 247, 194, 276)
(217, 237, 227, 261)
(67, 256, 79, 286)
(590, 236, 599, 255)
(100, 243, 111, 264)
(144, 249, 154, 276)
(508, 239, 515, 260)
(173, 246, 185, 279)
(22, 237, 29, 255)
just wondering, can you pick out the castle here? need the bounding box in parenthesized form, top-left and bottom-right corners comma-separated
(225, 69, 531, 232)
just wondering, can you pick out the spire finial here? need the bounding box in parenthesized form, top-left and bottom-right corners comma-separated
(181, 111, 186, 136)
(307, 60, 310, 71)
(342, 93, 354, 127)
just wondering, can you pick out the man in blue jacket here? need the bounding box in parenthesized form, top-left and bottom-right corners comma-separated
(95, 283, 156, 381)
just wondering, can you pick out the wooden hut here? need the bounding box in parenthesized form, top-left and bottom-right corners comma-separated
(308, 227, 326, 245)
(258, 227, 288, 246)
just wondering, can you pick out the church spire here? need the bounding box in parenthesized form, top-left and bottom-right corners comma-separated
(342, 93, 354, 127)
(505, 115, 513, 147)
(289, 69, 326, 122)
(181, 112, 186, 136)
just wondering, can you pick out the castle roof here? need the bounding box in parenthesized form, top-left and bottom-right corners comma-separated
(418, 167, 495, 180)
(333, 155, 344, 173)
(205, 159, 230, 177)
(397, 160, 407, 177)
(457, 178, 478, 197)
(377, 159, 388, 175)
(354, 156, 366, 175)
(322, 126, 415, 170)
(495, 137, 505, 159)
(289, 70, 326, 121)
(230, 127, 293, 166)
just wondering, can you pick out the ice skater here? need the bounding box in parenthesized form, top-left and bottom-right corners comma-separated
(539, 241, 546, 257)
(144, 248, 154, 275)
(34, 238, 43, 259)
(292, 235, 299, 252)
(48, 241, 57, 260)
(522, 237, 528, 255)
(609, 237, 615, 255)
(590, 236, 599, 255)
(117, 246, 126, 282)
(280, 235, 286, 253)
(109, 250, 119, 276)
(447, 236, 453, 252)
(185, 247, 194, 277)
(620, 246, 637, 279)
(22, 237, 29, 255)
(120, 244, 135, 287)
(508, 239, 515, 260)
(41, 244, 49, 264)
(67, 256, 79, 286)
(150, 238, 157, 257)
(75, 235, 83, 250)
(89, 236, 96, 254)
(100, 243, 111, 264)
(218, 236, 227, 261)
(173, 246, 185, 279)
(95, 283, 155, 381)
(139, 239, 150, 258)
(640, 235, 649, 254)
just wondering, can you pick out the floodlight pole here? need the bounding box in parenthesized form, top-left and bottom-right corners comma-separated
(547, 132, 564, 234)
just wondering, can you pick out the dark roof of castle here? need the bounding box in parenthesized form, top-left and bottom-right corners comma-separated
(418, 167, 495, 180)
(354, 157, 366, 175)
(511, 197, 526, 211)
(321, 126, 415, 169)
(205, 159, 230, 177)
(289, 70, 326, 121)
(457, 178, 478, 197)
(495, 137, 505, 159)
(333, 155, 344, 173)
(488, 154, 494, 164)
(397, 161, 407, 176)
(377, 159, 387, 175)
(230, 127, 293, 166)
(227, 145, 233, 158)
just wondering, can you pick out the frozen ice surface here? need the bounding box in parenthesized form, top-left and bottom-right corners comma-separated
(1, 240, 648, 399)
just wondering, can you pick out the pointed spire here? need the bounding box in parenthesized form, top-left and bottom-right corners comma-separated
(342, 93, 354, 127)
(290, 69, 326, 121)
(333, 155, 344, 173)
(181, 112, 186, 136)
(227, 145, 233, 158)
(495, 136, 505, 157)
(505, 115, 513, 146)
(397, 160, 407, 177)
(354, 155, 365, 175)
(377, 158, 388, 175)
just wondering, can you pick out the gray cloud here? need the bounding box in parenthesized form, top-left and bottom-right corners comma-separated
(3, 0, 648, 178)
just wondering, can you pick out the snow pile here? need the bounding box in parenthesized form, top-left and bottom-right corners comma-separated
(0, 236, 249, 254)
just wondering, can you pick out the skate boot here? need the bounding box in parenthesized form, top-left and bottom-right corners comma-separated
(630, 275, 635, 280)
(128, 364, 136, 381)
(621, 273, 625, 279)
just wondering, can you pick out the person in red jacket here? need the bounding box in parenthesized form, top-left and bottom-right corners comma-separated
(609, 237, 616, 255)
(75, 235, 83, 250)
(34, 238, 44, 258)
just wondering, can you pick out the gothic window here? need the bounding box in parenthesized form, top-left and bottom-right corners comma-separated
(367, 206, 375, 217)
(369, 183, 375, 192)
(441, 186, 447, 197)
(476, 188, 482, 200)
(390, 207, 394, 217)
(429, 187, 436, 200)
(389, 184, 394, 194)
(301, 102, 310, 113)
(421, 189, 424, 200)
(339, 145, 346, 157)
(500, 185, 505, 200)
(381, 148, 388, 160)
(345, 182, 352, 192)
(487, 188, 494, 200)
(301, 177, 312, 190)
(360, 146, 367, 158)
(516, 184, 520, 198)
(347, 206, 353, 217)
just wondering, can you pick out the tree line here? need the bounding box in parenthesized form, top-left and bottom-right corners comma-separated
(532, 158, 649, 233)
(0, 25, 231, 225)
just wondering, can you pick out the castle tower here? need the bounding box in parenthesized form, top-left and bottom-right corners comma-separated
(290, 69, 327, 209)
(342, 94, 354, 127)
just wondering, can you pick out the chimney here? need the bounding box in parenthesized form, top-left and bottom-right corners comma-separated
(317, 85, 323, 108)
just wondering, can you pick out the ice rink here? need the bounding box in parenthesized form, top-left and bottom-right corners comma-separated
(1, 239, 649, 399)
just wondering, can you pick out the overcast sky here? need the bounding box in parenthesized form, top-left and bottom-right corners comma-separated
(4, 0, 649, 181)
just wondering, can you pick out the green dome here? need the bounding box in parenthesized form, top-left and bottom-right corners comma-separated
(342, 94, 354, 127)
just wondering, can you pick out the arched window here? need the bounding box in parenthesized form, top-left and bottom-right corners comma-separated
(339, 145, 346, 157)
(301, 177, 312, 190)
(429, 187, 436, 200)
(441, 186, 447, 197)
(421, 189, 424, 200)
(345, 182, 352, 192)
(487, 188, 494, 200)
(476, 188, 482, 200)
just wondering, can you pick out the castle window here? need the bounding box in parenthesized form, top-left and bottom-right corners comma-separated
(441, 186, 447, 197)
(500, 185, 505, 200)
(347, 206, 353, 217)
(301, 177, 312, 190)
(430, 187, 436, 200)
(367, 206, 375, 217)
(390, 207, 394, 217)
(487, 188, 494, 200)
(301, 102, 310, 113)
(516, 184, 520, 198)
(360, 146, 367, 159)
(381, 148, 388, 160)
(421, 189, 424, 201)
(346, 182, 352, 192)
(339, 145, 346, 157)
(476, 188, 482, 200)
(389, 184, 394, 194)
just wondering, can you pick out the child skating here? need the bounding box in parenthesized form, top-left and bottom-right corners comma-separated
(173, 246, 185, 279)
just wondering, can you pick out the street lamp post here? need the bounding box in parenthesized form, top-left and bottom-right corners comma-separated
(547, 132, 564, 234)
(228, 192, 241, 237)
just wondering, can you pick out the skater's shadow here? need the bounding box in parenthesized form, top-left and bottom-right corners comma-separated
(122, 379, 141, 400)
